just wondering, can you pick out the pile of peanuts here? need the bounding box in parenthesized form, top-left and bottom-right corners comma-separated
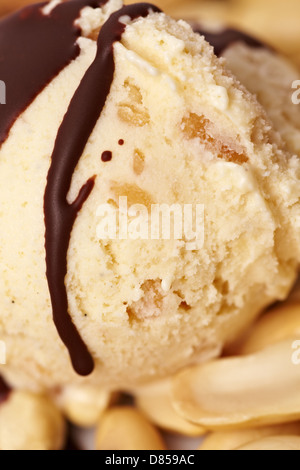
(1, 288, 300, 450)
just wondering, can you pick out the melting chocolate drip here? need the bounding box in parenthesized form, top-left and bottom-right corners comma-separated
(0, 0, 107, 146)
(193, 26, 265, 57)
(44, 3, 161, 376)
(0, 376, 11, 405)
(101, 150, 113, 162)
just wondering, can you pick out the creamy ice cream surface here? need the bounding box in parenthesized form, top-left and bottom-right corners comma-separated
(0, 0, 300, 392)
(192, 25, 300, 160)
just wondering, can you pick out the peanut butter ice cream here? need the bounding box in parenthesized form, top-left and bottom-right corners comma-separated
(0, 0, 299, 395)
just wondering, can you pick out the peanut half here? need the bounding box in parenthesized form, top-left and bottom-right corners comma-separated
(172, 339, 300, 430)
(57, 385, 115, 428)
(199, 422, 300, 450)
(237, 436, 300, 451)
(236, 302, 300, 355)
(96, 407, 166, 451)
(0, 391, 66, 450)
(135, 379, 205, 437)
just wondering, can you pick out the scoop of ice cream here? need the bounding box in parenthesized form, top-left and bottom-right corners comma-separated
(224, 44, 300, 153)
(0, 0, 300, 392)
(193, 27, 300, 160)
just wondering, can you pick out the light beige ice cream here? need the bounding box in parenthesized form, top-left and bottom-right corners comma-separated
(0, 0, 300, 393)
(221, 43, 300, 158)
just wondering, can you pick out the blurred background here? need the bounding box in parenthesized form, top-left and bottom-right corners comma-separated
(0, 0, 300, 67)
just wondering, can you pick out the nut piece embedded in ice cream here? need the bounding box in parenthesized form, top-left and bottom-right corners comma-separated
(0, 391, 66, 450)
(181, 113, 248, 164)
(118, 78, 150, 127)
(110, 182, 154, 208)
(133, 149, 146, 176)
(172, 339, 300, 430)
(96, 407, 166, 450)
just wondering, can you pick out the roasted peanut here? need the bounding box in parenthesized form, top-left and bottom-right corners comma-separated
(237, 436, 300, 451)
(0, 391, 66, 450)
(199, 422, 300, 450)
(96, 407, 166, 450)
(237, 302, 300, 355)
(58, 385, 114, 428)
(135, 379, 205, 436)
(173, 339, 300, 430)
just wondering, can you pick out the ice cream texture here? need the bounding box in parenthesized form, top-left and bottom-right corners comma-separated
(192, 25, 300, 160)
(0, 0, 300, 392)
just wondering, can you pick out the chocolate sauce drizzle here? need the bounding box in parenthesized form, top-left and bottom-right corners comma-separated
(0, 1, 160, 377)
(44, 2, 160, 376)
(101, 150, 113, 162)
(0, 376, 11, 405)
(0, 0, 106, 146)
(193, 26, 265, 57)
